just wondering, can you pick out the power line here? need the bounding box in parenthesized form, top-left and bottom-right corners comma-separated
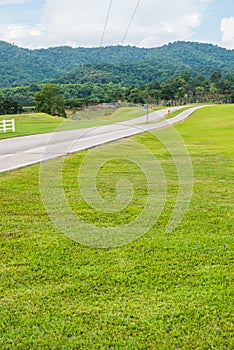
(122, 0, 141, 44)
(100, 0, 114, 47)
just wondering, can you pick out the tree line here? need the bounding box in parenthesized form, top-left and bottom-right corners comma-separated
(0, 71, 233, 116)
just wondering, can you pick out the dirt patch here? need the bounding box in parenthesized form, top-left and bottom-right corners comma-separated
(100, 113, 113, 120)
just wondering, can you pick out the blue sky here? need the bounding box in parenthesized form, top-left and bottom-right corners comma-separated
(0, 1, 45, 24)
(0, 0, 233, 49)
(191, 0, 234, 44)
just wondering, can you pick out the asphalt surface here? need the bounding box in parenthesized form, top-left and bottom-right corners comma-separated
(0, 106, 206, 173)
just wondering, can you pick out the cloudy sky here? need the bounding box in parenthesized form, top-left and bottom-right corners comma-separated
(0, 0, 233, 49)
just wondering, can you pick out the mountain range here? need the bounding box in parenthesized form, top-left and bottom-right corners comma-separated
(0, 40, 233, 88)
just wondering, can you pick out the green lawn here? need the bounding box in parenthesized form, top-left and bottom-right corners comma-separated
(0, 113, 64, 139)
(144, 106, 192, 125)
(0, 105, 233, 349)
(0, 106, 150, 139)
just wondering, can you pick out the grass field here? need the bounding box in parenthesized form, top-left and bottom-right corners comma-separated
(0, 106, 152, 140)
(144, 106, 192, 125)
(0, 105, 233, 349)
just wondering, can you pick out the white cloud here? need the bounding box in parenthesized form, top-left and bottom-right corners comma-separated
(0, 24, 45, 47)
(221, 17, 234, 49)
(0, 24, 43, 39)
(0, 0, 213, 48)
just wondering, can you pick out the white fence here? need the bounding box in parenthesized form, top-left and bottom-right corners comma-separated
(0, 119, 15, 133)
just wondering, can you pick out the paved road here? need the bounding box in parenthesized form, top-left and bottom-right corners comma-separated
(0, 106, 206, 173)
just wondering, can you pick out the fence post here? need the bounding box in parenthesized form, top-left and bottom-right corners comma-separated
(3, 120, 6, 133)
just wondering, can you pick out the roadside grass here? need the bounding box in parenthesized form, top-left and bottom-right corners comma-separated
(0, 113, 67, 139)
(166, 106, 192, 119)
(67, 106, 149, 128)
(0, 105, 233, 349)
(143, 106, 192, 125)
(0, 106, 149, 140)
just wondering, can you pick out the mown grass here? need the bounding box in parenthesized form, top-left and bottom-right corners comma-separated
(0, 105, 233, 349)
(0, 113, 64, 139)
(144, 106, 191, 125)
(0, 106, 149, 140)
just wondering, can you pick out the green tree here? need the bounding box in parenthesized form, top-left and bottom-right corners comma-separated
(161, 82, 175, 103)
(34, 84, 66, 117)
(0, 95, 22, 115)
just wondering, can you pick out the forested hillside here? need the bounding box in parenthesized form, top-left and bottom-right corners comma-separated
(0, 41, 151, 87)
(0, 40, 233, 88)
(56, 42, 234, 86)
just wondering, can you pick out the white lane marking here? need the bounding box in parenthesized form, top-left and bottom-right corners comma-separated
(0, 153, 18, 160)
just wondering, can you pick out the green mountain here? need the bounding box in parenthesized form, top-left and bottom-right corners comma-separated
(0, 41, 151, 88)
(0, 40, 233, 88)
(56, 42, 234, 86)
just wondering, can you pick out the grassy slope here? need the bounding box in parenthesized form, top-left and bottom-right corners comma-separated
(0, 107, 150, 140)
(0, 105, 233, 349)
(0, 113, 64, 139)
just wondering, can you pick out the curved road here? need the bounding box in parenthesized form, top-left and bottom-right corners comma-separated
(0, 106, 206, 173)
